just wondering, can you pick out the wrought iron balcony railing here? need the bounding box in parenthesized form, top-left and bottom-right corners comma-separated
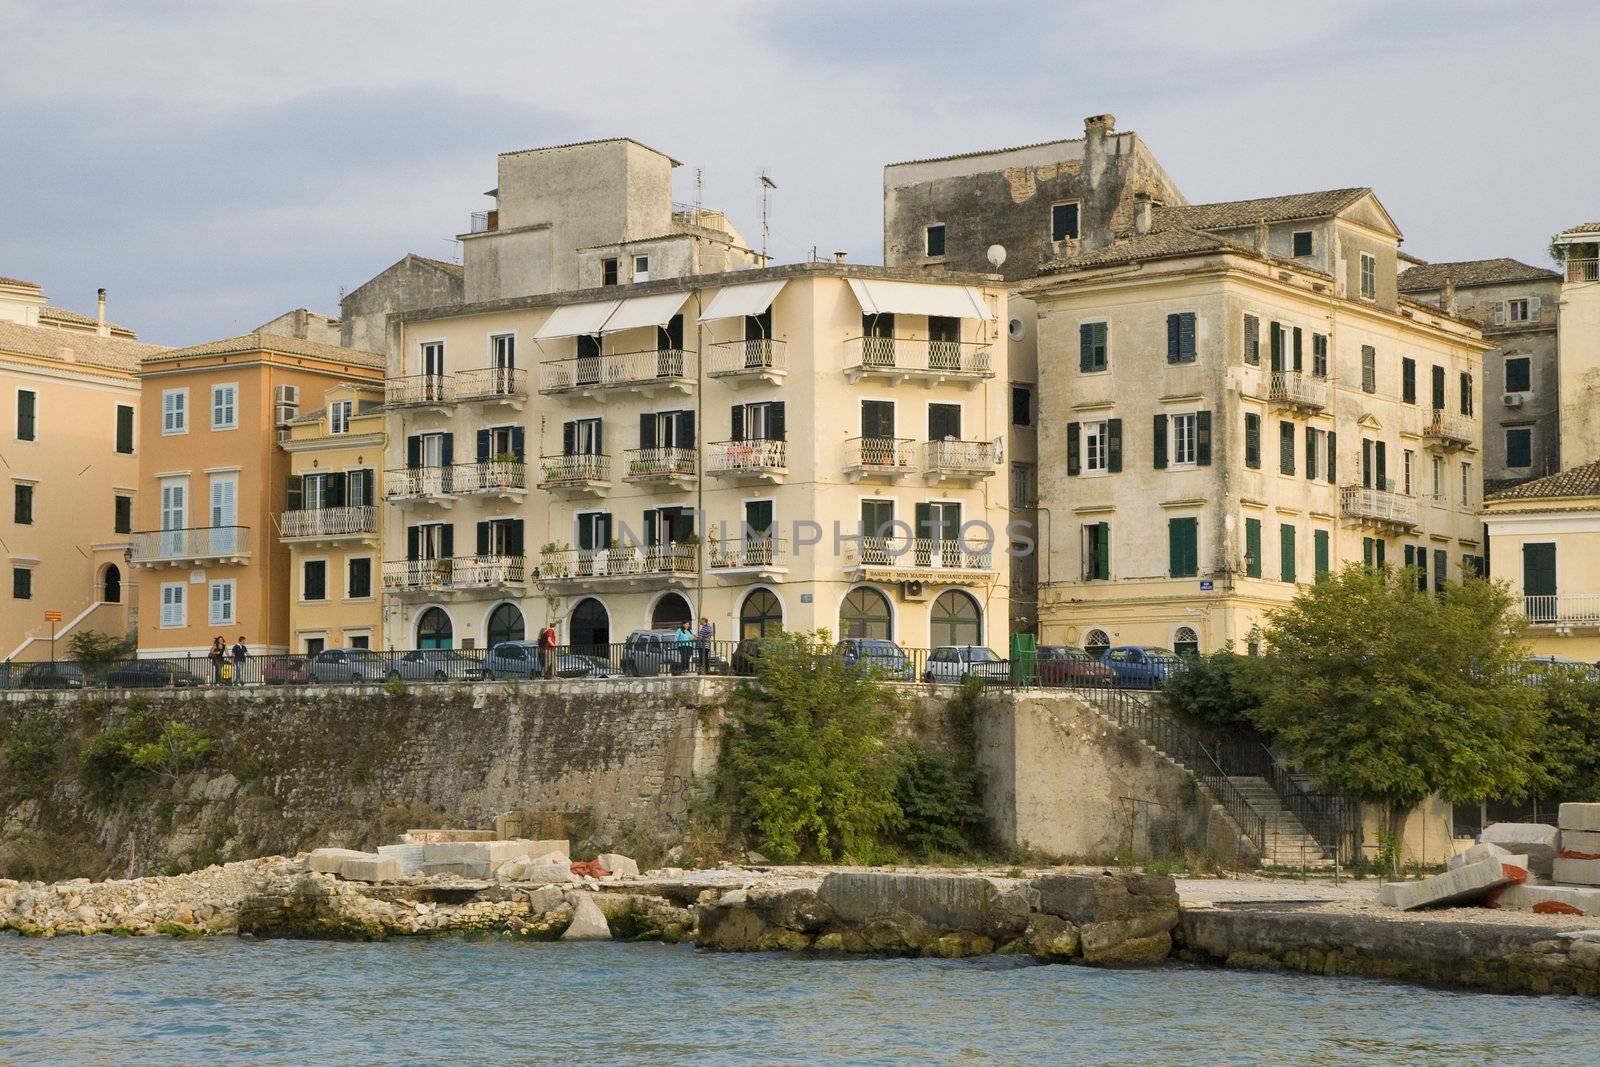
(277, 505, 377, 540)
(130, 526, 251, 564)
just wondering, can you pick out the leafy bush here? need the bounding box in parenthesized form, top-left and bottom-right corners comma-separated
(4, 716, 62, 796)
(893, 744, 985, 856)
(80, 714, 216, 802)
(1161, 649, 1262, 729)
(1523, 669, 1600, 803)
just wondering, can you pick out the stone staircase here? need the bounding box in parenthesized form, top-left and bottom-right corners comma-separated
(1227, 776, 1334, 869)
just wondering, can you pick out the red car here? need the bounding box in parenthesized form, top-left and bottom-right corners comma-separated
(262, 655, 310, 685)
(1036, 646, 1117, 686)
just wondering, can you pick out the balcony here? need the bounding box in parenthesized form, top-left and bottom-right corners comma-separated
(538, 453, 611, 498)
(624, 447, 697, 490)
(843, 336, 993, 387)
(709, 536, 788, 581)
(386, 373, 453, 411)
(277, 505, 377, 546)
(454, 367, 527, 409)
(382, 555, 527, 597)
(1567, 258, 1598, 284)
(844, 437, 915, 482)
(1340, 484, 1419, 532)
(707, 339, 786, 386)
(536, 544, 696, 589)
(844, 536, 996, 586)
(385, 462, 528, 506)
(706, 438, 787, 483)
(130, 526, 251, 566)
(1523, 594, 1600, 628)
(1268, 371, 1329, 413)
(539, 348, 693, 399)
(923, 439, 998, 485)
(1422, 409, 1473, 452)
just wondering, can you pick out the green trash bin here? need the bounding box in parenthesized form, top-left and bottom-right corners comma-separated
(1010, 633, 1037, 687)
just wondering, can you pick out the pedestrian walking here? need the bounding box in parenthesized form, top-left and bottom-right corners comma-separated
(208, 636, 226, 687)
(675, 621, 694, 674)
(696, 616, 714, 673)
(230, 635, 248, 686)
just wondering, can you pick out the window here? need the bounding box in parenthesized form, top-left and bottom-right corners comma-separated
(13, 483, 32, 525)
(1311, 333, 1328, 378)
(1306, 426, 1320, 481)
(159, 582, 184, 627)
(1508, 298, 1530, 323)
(211, 384, 237, 430)
(329, 400, 352, 435)
(1280, 524, 1297, 583)
(1402, 358, 1416, 404)
(633, 255, 650, 281)
(1174, 413, 1198, 466)
(602, 257, 619, 286)
(1433, 549, 1448, 593)
(1506, 427, 1532, 469)
(1081, 522, 1110, 580)
(116, 405, 135, 454)
(12, 567, 31, 600)
(162, 388, 187, 434)
(303, 560, 327, 602)
(1431, 455, 1445, 501)
(1244, 412, 1261, 470)
(925, 224, 946, 257)
(16, 389, 35, 441)
(1292, 231, 1314, 257)
(1460, 371, 1474, 416)
(1011, 386, 1032, 427)
(114, 494, 132, 535)
(350, 635, 369, 650)
(930, 590, 982, 647)
(491, 333, 516, 371)
(1050, 201, 1080, 242)
(1314, 529, 1330, 578)
(1153, 411, 1209, 469)
(1361, 346, 1376, 393)
(731, 400, 785, 441)
(1431, 364, 1446, 411)
(1461, 462, 1474, 506)
(1080, 322, 1108, 372)
(1244, 516, 1262, 577)
(1166, 312, 1196, 364)
(839, 586, 893, 640)
(1359, 252, 1377, 299)
(1505, 356, 1531, 393)
(1010, 462, 1037, 508)
(209, 580, 235, 625)
(1173, 626, 1200, 656)
(1168, 517, 1199, 578)
(1403, 448, 1416, 495)
(562, 417, 603, 455)
(1243, 314, 1260, 365)
(1278, 420, 1295, 475)
(348, 557, 372, 599)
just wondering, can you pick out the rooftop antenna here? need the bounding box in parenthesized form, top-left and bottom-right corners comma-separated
(694, 167, 703, 224)
(759, 171, 778, 264)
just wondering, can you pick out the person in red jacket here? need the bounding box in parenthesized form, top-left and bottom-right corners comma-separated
(537, 624, 557, 678)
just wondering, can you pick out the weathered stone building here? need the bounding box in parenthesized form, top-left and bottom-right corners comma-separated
(1554, 222, 1600, 469)
(340, 254, 465, 356)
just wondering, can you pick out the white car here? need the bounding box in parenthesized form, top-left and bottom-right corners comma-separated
(922, 645, 1009, 685)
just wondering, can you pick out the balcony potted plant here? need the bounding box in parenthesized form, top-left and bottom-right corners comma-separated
(540, 541, 571, 579)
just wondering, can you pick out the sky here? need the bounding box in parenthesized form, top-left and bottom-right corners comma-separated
(1, 0, 1595, 347)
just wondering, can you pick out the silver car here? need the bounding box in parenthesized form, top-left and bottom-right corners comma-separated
(308, 648, 390, 684)
(921, 645, 1009, 685)
(387, 649, 487, 683)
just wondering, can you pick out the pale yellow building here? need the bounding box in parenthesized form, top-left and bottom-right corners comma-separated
(0, 275, 163, 662)
(277, 381, 385, 652)
(1018, 188, 1489, 654)
(1483, 462, 1600, 663)
(1555, 222, 1600, 468)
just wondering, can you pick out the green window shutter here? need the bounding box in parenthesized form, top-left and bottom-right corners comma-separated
(1305, 426, 1318, 480)
(1107, 418, 1123, 473)
(1269, 322, 1283, 372)
(1153, 414, 1168, 469)
(1404, 544, 1416, 568)
(1196, 410, 1211, 466)
(1279, 420, 1295, 475)
(1417, 545, 1428, 591)
(1280, 524, 1296, 583)
(1313, 529, 1329, 578)
(1096, 522, 1110, 580)
(1168, 517, 1198, 578)
(1434, 548, 1448, 592)
(1243, 314, 1259, 365)
(1327, 430, 1337, 484)
(1167, 314, 1180, 363)
(1375, 539, 1386, 570)
(1080, 323, 1095, 372)
(1066, 421, 1080, 476)
(1244, 412, 1261, 469)
(1375, 441, 1387, 490)
(1292, 327, 1303, 373)
(1245, 518, 1262, 578)
(1363, 537, 1374, 568)
(1523, 542, 1556, 597)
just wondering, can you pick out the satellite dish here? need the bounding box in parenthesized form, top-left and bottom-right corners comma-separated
(986, 244, 1007, 268)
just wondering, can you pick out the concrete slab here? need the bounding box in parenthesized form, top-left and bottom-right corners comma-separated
(1378, 856, 1525, 911)
(307, 848, 373, 874)
(420, 860, 491, 879)
(1561, 830, 1600, 858)
(402, 829, 495, 844)
(818, 872, 1005, 931)
(1553, 858, 1600, 887)
(338, 855, 402, 882)
(1446, 842, 1512, 871)
(1559, 803, 1600, 833)
(376, 844, 425, 875)
(1490, 883, 1600, 917)
(1481, 823, 1560, 876)
(422, 840, 536, 867)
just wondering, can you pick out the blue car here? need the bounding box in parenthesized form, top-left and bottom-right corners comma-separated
(1100, 646, 1184, 689)
(835, 638, 915, 682)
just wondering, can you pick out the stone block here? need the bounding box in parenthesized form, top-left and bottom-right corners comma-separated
(1033, 873, 1179, 924)
(529, 850, 571, 867)
(1553, 858, 1600, 887)
(1491, 884, 1600, 916)
(1446, 841, 1511, 871)
(1378, 855, 1524, 910)
(402, 829, 495, 844)
(420, 860, 490, 879)
(337, 855, 401, 882)
(307, 848, 372, 874)
(597, 853, 640, 879)
(1081, 930, 1173, 967)
(525, 885, 565, 914)
(376, 844, 425, 875)
(516, 862, 579, 886)
(817, 872, 1005, 932)
(422, 840, 539, 867)
(1561, 830, 1600, 858)
(1559, 803, 1600, 833)
(1481, 823, 1560, 876)
(561, 893, 611, 940)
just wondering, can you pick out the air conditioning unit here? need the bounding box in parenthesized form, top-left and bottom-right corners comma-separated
(901, 580, 928, 601)
(1503, 393, 1524, 407)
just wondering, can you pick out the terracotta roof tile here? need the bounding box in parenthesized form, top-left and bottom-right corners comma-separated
(142, 331, 384, 368)
(1486, 461, 1600, 502)
(1397, 258, 1560, 292)
(1152, 188, 1371, 231)
(0, 320, 165, 372)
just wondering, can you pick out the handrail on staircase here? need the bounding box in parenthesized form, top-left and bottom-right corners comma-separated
(1216, 731, 1361, 863)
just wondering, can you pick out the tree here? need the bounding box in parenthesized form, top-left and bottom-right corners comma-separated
(68, 629, 136, 666)
(1252, 565, 1541, 861)
(1162, 648, 1263, 731)
(1522, 669, 1600, 803)
(715, 630, 903, 862)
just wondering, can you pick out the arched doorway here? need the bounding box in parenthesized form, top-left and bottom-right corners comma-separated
(416, 607, 453, 649)
(739, 588, 783, 640)
(1173, 625, 1200, 656)
(102, 564, 121, 604)
(650, 592, 692, 631)
(930, 589, 981, 647)
(487, 603, 525, 647)
(570, 598, 610, 654)
(839, 586, 892, 640)
(1084, 628, 1111, 657)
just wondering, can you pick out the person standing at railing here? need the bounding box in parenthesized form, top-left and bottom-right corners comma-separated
(231, 636, 248, 686)
(696, 616, 714, 672)
(538, 623, 557, 679)
(675, 622, 694, 674)
(208, 637, 226, 687)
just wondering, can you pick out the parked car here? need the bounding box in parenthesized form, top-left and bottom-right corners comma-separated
(307, 648, 390, 684)
(1100, 646, 1185, 689)
(922, 645, 1009, 685)
(17, 662, 87, 690)
(103, 660, 204, 689)
(481, 641, 544, 679)
(1036, 646, 1118, 687)
(388, 649, 487, 683)
(622, 631, 689, 676)
(731, 637, 774, 676)
(834, 637, 915, 682)
(262, 655, 310, 686)
(551, 653, 624, 679)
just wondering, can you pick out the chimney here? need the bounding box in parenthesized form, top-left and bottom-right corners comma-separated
(1083, 114, 1116, 185)
(96, 288, 108, 336)
(293, 308, 309, 340)
(1441, 279, 1457, 316)
(1133, 191, 1153, 236)
(833, 250, 848, 263)
(1255, 218, 1269, 253)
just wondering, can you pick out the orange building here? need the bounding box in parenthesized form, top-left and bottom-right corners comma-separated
(130, 332, 383, 655)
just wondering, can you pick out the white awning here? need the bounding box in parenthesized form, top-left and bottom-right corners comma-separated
(698, 279, 788, 322)
(600, 291, 691, 334)
(534, 299, 622, 340)
(847, 278, 992, 321)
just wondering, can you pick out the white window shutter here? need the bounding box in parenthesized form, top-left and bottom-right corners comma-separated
(1490, 301, 1505, 325)
(1529, 296, 1541, 322)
